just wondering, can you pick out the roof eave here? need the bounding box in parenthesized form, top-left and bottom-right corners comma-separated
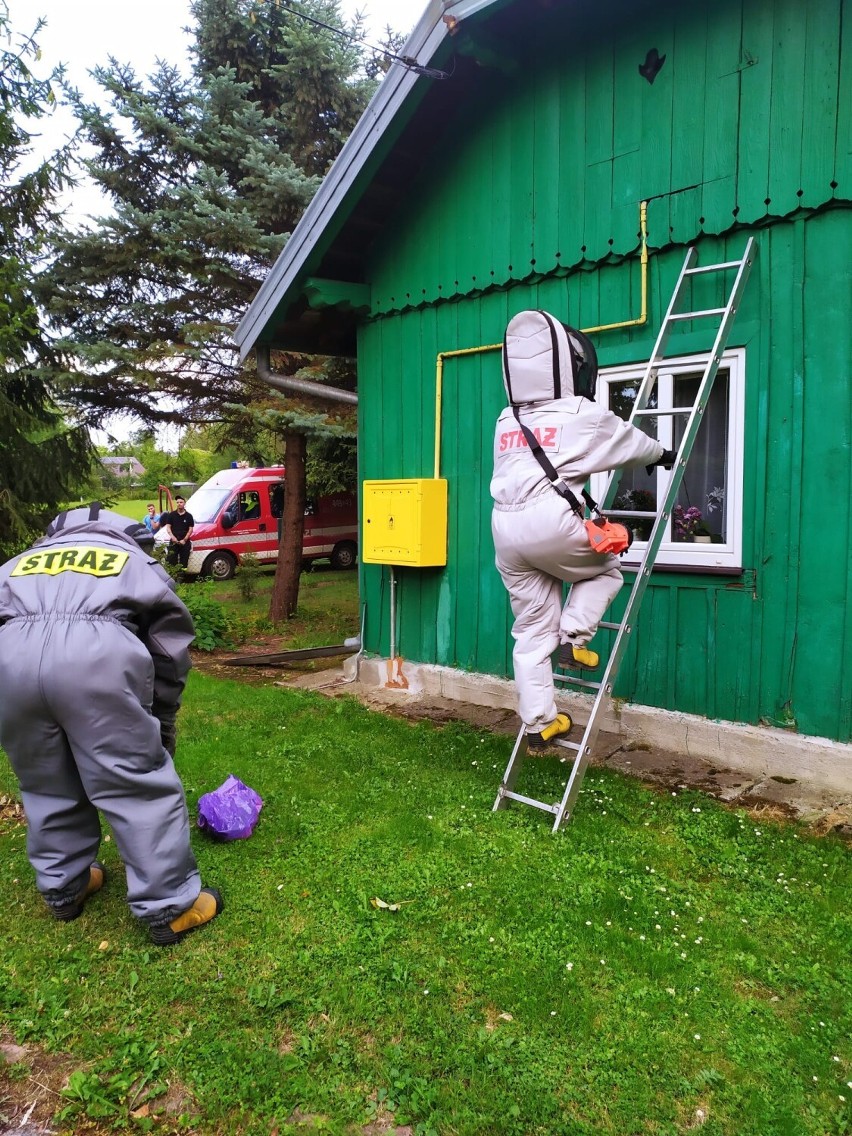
(235, 0, 504, 361)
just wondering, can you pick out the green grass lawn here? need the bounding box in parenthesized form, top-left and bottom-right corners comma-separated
(0, 671, 849, 1135)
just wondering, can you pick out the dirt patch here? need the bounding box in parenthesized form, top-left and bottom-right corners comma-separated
(1, 1033, 78, 1135)
(0, 1032, 197, 1136)
(0, 795, 24, 831)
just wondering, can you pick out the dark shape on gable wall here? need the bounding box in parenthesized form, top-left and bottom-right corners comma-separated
(639, 47, 666, 84)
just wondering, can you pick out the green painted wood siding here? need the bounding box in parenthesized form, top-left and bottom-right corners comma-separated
(358, 211, 852, 741)
(365, 0, 847, 316)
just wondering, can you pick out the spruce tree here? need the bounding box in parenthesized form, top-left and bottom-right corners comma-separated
(41, 0, 376, 427)
(0, 12, 92, 558)
(38, 0, 381, 611)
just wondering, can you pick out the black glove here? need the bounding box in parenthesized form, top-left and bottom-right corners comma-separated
(646, 448, 677, 476)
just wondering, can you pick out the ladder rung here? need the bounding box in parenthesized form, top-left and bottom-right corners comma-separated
(599, 620, 621, 630)
(554, 673, 601, 690)
(554, 739, 581, 752)
(683, 260, 743, 274)
(499, 789, 559, 814)
(606, 510, 656, 518)
(668, 308, 727, 321)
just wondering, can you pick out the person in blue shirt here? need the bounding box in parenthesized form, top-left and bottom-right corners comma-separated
(143, 503, 161, 533)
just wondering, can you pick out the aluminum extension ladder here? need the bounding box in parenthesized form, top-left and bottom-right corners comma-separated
(493, 238, 755, 832)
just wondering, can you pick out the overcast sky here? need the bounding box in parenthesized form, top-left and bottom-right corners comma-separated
(4, 0, 427, 446)
(6, 0, 427, 203)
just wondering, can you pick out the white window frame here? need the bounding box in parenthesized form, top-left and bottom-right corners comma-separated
(590, 347, 746, 571)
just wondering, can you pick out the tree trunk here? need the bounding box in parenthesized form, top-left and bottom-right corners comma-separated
(269, 429, 307, 620)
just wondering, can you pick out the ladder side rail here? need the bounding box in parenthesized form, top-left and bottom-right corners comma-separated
(496, 240, 755, 830)
(551, 486, 680, 829)
(493, 729, 527, 810)
(552, 291, 754, 831)
(597, 247, 698, 512)
(597, 240, 754, 515)
(599, 238, 754, 521)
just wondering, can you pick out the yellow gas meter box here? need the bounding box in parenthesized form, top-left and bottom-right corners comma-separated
(362, 478, 448, 566)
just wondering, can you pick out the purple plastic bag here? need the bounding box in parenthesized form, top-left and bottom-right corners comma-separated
(197, 775, 263, 841)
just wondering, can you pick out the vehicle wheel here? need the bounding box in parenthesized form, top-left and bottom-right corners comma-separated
(330, 541, 357, 570)
(201, 551, 237, 581)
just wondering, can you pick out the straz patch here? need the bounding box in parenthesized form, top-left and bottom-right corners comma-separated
(11, 546, 130, 578)
(497, 425, 562, 454)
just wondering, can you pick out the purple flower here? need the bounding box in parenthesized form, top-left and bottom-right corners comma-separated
(673, 505, 702, 539)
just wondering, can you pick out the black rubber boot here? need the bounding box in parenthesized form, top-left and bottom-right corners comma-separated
(558, 643, 599, 670)
(149, 888, 224, 946)
(526, 713, 573, 754)
(51, 861, 107, 922)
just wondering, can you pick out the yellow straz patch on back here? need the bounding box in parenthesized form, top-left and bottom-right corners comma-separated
(10, 546, 130, 578)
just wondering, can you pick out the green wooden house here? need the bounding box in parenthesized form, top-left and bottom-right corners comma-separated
(237, 0, 852, 770)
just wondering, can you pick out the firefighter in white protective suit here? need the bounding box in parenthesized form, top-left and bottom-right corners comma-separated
(490, 310, 675, 753)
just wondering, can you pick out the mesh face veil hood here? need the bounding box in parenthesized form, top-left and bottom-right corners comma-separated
(43, 502, 155, 551)
(502, 310, 599, 404)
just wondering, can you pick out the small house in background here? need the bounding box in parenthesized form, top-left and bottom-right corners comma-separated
(100, 456, 146, 482)
(237, 0, 851, 787)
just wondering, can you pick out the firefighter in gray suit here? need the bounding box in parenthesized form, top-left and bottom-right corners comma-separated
(0, 504, 222, 944)
(491, 311, 674, 753)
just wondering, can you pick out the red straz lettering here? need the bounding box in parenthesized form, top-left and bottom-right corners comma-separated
(498, 425, 562, 453)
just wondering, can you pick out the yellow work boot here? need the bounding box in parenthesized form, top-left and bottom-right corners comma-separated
(559, 643, 599, 671)
(149, 888, 223, 946)
(526, 713, 573, 754)
(51, 861, 107, 922)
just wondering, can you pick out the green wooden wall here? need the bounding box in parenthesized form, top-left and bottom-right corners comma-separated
(354, 0, 852, 742)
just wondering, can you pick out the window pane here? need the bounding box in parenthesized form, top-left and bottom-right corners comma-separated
(672, 372, 729, 543)
(608, 378, 658, 540)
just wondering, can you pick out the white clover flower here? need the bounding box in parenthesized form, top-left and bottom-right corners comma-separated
(694, 1034, 701, 1040)
(565, 962, 573, 970)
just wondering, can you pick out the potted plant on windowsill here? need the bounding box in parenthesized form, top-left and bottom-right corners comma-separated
(693, 522, 713, 544)
(673, 504, 703, 542)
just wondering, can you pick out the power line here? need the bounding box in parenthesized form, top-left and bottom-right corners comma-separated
(278, 2, 452, 80)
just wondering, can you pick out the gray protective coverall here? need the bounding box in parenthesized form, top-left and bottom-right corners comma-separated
(0, 506, 201, 924)
(491, 311, 665, 733)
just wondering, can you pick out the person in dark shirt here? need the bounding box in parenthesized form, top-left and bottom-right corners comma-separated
(162, 497, 195, 569)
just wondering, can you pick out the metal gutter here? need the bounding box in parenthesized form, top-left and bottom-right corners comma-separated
(235, 0, 505, 360)
(255, 344, 358, 406)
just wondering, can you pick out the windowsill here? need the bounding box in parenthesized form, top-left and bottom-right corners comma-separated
(621, 563, 745, 577)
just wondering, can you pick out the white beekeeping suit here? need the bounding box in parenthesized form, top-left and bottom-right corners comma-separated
(490, 310, 671, 752)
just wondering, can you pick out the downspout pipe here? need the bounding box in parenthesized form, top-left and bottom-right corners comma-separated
(255, 343, 359, 406)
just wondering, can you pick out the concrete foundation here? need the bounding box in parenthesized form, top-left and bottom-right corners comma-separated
(346, 655, 852, 801)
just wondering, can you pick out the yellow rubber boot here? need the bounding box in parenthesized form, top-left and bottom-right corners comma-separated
(559, 643, 599, 671)
(526, 713, 573, 754)
(52, 861, 107, 923)
(149, 888, 223, 946)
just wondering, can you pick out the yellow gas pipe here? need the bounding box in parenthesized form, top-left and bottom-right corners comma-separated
(433, 201, 649, 479)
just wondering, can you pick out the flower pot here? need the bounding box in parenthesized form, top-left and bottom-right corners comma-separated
(693, 534, 713, 544)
